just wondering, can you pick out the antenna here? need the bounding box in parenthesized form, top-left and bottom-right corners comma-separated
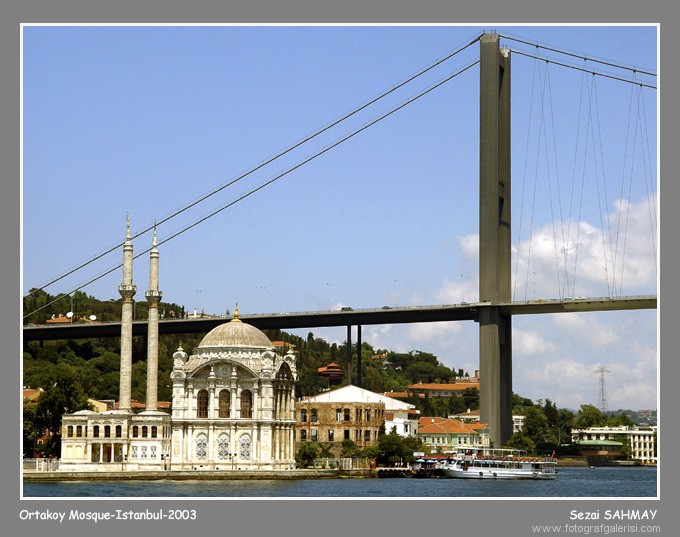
(595, 366, 610, 414)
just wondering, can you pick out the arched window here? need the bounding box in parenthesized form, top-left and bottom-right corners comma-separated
(197, 389, 209, 418)
(76, 425, 83, 437)
(151, 426, 157, 438)
(67, 425, 74, 437)
(240, 390, 252, 419)
(142, 426, 148, 438)
(93, 425, 100, 438)
(239, 433, 251, 459)
(219, 390, 231, 418)
(217, 433, 230, 460)
(132, 425, 139, 438)
(104, 425, 111, 438)
(195, 433, 208, 461)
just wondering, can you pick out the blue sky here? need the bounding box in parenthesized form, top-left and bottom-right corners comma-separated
(21, 24, 658, 411)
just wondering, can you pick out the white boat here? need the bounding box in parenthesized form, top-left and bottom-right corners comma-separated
(441, 447, 557, 480)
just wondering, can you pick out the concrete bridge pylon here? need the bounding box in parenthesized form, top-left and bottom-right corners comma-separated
(478, 33, 513, 447)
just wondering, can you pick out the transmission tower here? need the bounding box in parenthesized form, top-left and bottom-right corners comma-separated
(595, 366, 610, 414)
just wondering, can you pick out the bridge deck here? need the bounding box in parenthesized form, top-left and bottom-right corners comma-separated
(23, 295, 657, 341)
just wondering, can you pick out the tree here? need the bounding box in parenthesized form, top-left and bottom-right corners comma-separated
(462, 387, 479, 410)
(295, 442, 319, 468)
(574, 404, 608, 429)
(504, 431, 536, 453)
(341, 439, 357, 457)
(522, 405, 556, 448)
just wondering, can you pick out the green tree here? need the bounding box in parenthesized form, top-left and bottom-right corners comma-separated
(522, 405, 556, 448)
(504, 431, 536, 453)
(295, 442, 319, 468)
(574, 404, 608, 429)
(341, 439, 357, 457)
(462, 387, 479, 410)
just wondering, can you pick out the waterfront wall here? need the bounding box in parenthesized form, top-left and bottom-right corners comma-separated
(22, 468, 374, 481)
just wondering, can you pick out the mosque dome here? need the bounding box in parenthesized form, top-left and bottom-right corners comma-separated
(196, 307, 272, 349)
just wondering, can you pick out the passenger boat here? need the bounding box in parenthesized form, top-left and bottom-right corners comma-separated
(441, 447, 557, 480)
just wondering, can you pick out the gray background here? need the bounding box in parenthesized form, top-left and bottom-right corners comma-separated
(3, 1, 675, 536)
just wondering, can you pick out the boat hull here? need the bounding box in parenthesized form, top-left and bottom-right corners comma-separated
(443, 467, 556, 480)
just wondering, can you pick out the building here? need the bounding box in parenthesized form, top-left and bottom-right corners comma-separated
(450, 408, 525, 433)
(416, 417, 488, 453)
(295, 385, 416, 449)
(407, 372, 480, 398)
(384, 408, 420, 438)
(316, 362, 343, 383)
(169, 309, 297, 470)
(59, 218, 297, 471)
(571, 425, 657, 465)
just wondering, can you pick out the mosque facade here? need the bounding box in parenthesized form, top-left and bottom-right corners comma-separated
(59, 219, 297, 471)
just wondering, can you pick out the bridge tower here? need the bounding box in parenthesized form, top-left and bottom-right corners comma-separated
(478, 33, 513, 447)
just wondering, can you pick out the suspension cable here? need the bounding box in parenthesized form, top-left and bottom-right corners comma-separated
(24, 60, 480, 319)
(26, 33, 484, 299)
(510, 49, 656, 89)
(499, 33, 656, 77)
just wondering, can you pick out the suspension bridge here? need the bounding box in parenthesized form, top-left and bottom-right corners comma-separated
(23, 31, 657, 446)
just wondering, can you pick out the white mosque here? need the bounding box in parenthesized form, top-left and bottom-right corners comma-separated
(59, 218, 297, 471)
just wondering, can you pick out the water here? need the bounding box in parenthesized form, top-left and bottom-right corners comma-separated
(23, 466, 657, 498)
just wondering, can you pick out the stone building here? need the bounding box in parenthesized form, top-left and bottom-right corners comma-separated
(295, 385, 414, 449)
(169, 309, 297, 470)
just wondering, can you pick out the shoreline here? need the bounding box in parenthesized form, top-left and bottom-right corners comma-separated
(23, 468, 359, 482)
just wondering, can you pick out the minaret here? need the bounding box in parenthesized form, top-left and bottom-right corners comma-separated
(145, 226, 162, 411)
(118, 214, 137, 411)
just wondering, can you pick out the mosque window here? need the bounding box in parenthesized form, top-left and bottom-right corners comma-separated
(132, 425, 139, 438)
(219, 390, 230, 418)
(239, 434, 251, 459)
(151, 426, 158, 438)
(76, 425, 82, 437)
(240, 390, 252, 419)
(142, 426, 148, 438)
(115, 425, 122, 438)
(195, 433, 208, 460)
(93, 425, 100, 438)
(197, 390, 209, 419)
(104, 425, 111, 438)
(217, 434, 229, 460)
(67, 426, 74, 438)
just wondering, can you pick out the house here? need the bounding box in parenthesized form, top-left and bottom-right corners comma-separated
(450, 408, 525, 433)
(416, 416, 488, 453)
(317, 362, 343, 383)
(408, 372, 480, 398)
(295, 385, 416, 450)
(571, 425, 657, 465)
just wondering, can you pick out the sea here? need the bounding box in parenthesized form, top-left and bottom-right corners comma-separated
(23, 466, 657, 498)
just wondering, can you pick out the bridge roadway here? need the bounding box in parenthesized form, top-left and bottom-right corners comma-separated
(23, 295, 657, 342)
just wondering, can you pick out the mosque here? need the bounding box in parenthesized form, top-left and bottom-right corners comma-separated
(59, 219, 297, 471)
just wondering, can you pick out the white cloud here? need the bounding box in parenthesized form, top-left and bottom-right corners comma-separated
(513, 195, 657, 299)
